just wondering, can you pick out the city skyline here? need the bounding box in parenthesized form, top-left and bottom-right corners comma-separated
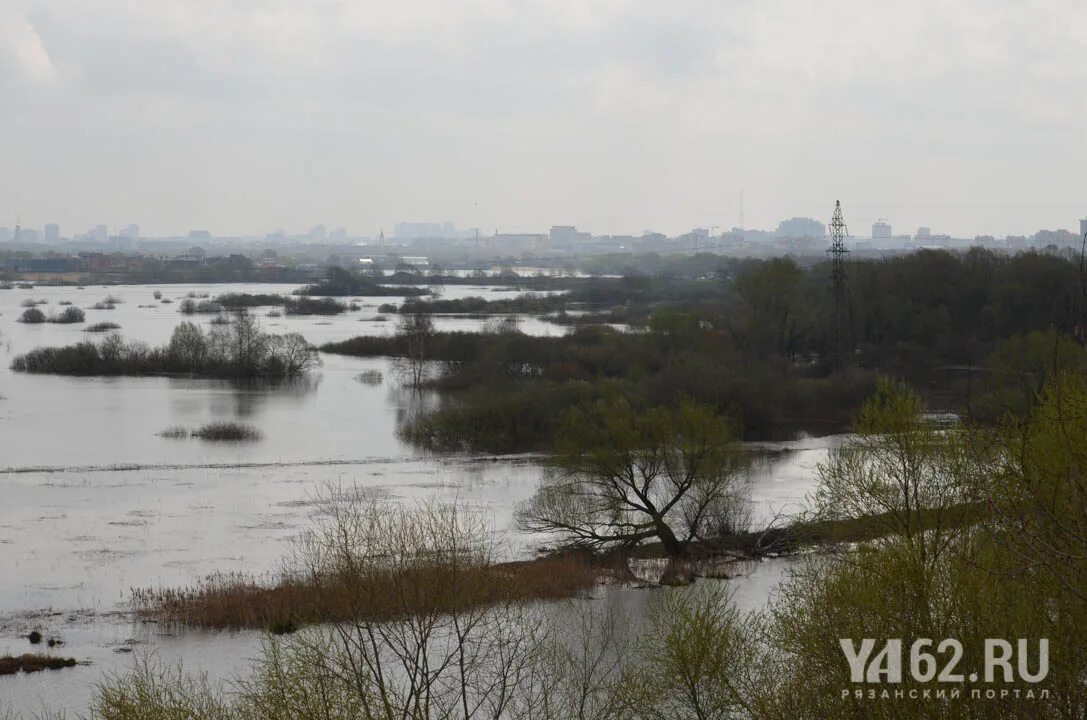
(3, 211, 1086, 244)
(3, 1, 1086, 238)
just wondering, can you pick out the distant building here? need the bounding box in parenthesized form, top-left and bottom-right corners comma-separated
(309, 224, 327, 243)
(395, 222, 446, 240)
(775, 217, 825, 238)
(92, 225, 109, 243)
(916, 227, 931, 240)
(119, 224, 139, 241)
(44, 223, 60, 243)
(187, 230, 213, 241)
(492, 233, 546, 252)
(20, 228, 41, 243)
(872, 221, 892, 240)
(548, 225, 591, 248)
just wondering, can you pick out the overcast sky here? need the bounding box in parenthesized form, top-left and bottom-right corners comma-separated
(2, 1, 1085, 239)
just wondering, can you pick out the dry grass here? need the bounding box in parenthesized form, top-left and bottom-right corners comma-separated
(0, 654, 78, 676)
(133, 553, 599, 632)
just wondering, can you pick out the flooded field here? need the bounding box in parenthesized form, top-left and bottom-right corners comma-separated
(0, 283, 838, 714)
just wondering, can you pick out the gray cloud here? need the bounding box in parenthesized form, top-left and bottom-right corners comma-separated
(2, 0, 1085, 238)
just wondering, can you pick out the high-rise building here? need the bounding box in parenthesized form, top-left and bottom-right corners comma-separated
(872, 221, 892, 240)
(916, 227, 931, 240)
(92, 225, 109, 242)
(44, 223, 60, 243)
(120, 224, 139, 241)
(776, 217, 825, 238)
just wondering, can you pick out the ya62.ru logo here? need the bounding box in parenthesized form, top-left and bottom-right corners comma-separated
(840, 639, 1049, 684)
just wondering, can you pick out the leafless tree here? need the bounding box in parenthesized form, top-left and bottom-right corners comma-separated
(518, 399, 747, 556)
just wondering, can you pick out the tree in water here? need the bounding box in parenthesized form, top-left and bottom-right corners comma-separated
(396, 310, 434, 387)
(518, 398, 746, 556)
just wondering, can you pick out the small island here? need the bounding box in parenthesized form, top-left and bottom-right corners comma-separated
(11, 314, 317, 379)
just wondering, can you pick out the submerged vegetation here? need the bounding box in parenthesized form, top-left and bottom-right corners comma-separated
(84, 321, 121, 332)
(0, 654, 78, 676)
(17, 307, 46, 323)
(49, 306, 86, 323)
(157, 422, 263, 441)
(11, 315, 317, 379)
(192, 422, 263, 441)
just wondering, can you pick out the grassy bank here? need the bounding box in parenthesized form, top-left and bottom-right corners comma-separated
(134, 553, 597, 632)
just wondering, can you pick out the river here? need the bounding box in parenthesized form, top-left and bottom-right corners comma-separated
(0, 282, 843, 715)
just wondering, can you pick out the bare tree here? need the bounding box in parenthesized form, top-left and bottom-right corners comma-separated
(168, 321, 208, 372)
(396, 310, 434, 387)
(284, 489, 547, 720)
(518, 399, 746, 556)
(266, 333, 319, 376)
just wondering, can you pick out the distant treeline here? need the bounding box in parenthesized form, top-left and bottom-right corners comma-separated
(323, 248, 1087, 451)
(296, 267, 429, 298)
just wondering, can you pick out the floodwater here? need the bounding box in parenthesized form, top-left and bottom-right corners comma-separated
(0, 283, 840, 715)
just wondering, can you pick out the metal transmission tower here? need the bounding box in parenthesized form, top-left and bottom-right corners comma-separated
(827, 200, 851, 362)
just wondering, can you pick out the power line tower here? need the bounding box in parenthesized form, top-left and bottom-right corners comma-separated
(828, 200, 850, 363)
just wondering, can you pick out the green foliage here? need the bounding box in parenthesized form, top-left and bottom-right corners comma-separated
(619, 585, 760, 720)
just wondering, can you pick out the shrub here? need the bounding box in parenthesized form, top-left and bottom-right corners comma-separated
(0, 654, 78, 676)
(179, 298, 197, 314)
(157, 426, 189, 439)
(191, 422, 262, 441)
(195, 300, 224, 314)
(378, 303, 398, 313)
(90, 301, 115, 310)
(84, 322, 121, 333)
(153, 290, 162, 299)
(20, 298, 47, 308)
(18, 308, 47, 323)
(50, 306, 86, 324)
(355, 370, 383, 385)
(58, 300, 72, 306)
(208, 314, 233, 325)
